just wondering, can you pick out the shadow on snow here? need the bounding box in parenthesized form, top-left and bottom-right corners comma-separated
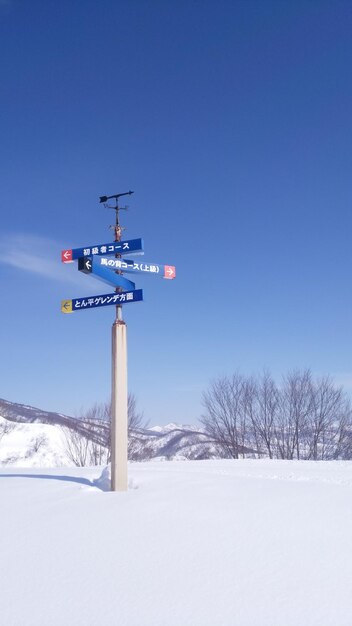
(0, 472, 106, 490)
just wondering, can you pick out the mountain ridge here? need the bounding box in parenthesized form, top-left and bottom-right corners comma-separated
(0, 397, 228, 466)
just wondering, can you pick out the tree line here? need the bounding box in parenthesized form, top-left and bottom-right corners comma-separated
(42, 370, 352, 464)
(201, 370, 352, 460)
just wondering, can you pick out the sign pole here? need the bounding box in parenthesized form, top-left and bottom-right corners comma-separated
(61, 190, 175, 491)
(111, 319, 128, 491)
(110, 194, 130, 491)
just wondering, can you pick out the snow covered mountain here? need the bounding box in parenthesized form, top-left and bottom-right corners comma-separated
(0, 398, 222, 467)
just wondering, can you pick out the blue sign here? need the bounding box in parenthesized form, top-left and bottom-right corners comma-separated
(95, 256, 176, 279)
(61, 289, 144, 313)
(62, 238, 144, 263)
(78, 256, 135, 291)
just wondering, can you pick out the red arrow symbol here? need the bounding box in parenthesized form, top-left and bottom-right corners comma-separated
(164, 265, 176, 279)
(61, 249, 73, 263)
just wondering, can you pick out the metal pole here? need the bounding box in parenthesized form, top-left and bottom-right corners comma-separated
(110, 199, 128, 491)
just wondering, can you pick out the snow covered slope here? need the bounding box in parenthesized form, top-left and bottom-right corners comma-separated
(0, 416, 69, 467)
(0, 414, 222, 466)
(0, 397, 226, 465)
(1, 460, 352, 626)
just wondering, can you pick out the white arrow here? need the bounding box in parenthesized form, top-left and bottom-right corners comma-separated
(63, 250, 71, 260)
(86, 260, 92, 270)
(167, 267, 174, 276)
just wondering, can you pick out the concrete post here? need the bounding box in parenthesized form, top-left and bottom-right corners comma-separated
(111, 320, 128, 491)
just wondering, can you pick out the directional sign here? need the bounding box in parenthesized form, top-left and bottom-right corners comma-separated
(61, 300, 72, 313)
(62, 249, 73, 262)
(61, 289, 144, 313)
(96, 256, 176, 279)
(78, 256, 135, 291)
(61, 238, 144, 263)
(78, 257, 93, 274)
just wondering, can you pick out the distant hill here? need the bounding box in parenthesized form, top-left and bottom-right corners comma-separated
(0, 398, 77, 426)
(0, 398, 233, 466)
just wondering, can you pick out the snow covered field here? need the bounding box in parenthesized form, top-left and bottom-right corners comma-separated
(1, 460, 352, 626)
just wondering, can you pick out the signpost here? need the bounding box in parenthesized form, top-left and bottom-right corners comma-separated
(61, 237, 144, 263)
(61, 192, 175, 492)
(78, 256, 136, 291)
(96, 256, 176, 279)
(61, 289, 143, 313)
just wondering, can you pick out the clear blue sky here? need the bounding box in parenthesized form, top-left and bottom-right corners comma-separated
(1, 0, 352, 425)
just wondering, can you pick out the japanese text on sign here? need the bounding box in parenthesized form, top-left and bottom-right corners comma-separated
(74, 292, 134, 308)
(82, 242, 131, 257)
(61, 238, 144, 263)
(100, 257, 160, 274)
(61, 289, 144, 313)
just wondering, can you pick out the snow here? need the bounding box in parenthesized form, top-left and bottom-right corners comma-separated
(1, 459, 352, 625)
(0, 415, 218, 464)
(0, 416, 69, 467)
(148, 422, 190, 433)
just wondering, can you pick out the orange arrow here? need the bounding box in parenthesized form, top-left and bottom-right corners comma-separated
(164, 265, 176, 279)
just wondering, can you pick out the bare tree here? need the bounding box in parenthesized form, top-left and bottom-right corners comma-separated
(201, 374, 246, 459)
(61, 401, 110, 467)
(102, 393, 147, 459)
(30, 434, 48, 454)
(274, 370, 313, 459)
(61, 426, 93, 466)
(332, 401, 352, 460)
(61, 393, 150, 465)
(245, 372, 278, 459)
(201, 369, 352, 461)
(127, 393, 145, 430)
(242, 377, 259, 455)
(127, 395, 153, 460)
(0, 419, 16, 443)
(302, 376, 344, 460)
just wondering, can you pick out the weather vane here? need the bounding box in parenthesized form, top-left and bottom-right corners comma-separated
(99, 191, 134, 241)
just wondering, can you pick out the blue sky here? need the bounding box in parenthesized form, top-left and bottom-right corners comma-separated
(1, 0, 352, 425)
